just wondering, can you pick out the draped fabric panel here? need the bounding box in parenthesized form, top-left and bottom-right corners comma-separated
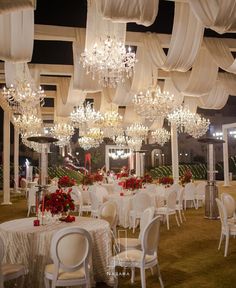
(144, 2, 204, 72)
(184, 96, 198, 113)
(96, 0, 159, 27)
(0, 9, 34, 62)
(189, 0, 236, 34)
(171, 48, 218, 97)
(163, 78, 184, 107)
(5, 62, 33, 87)
(149, 117, 164, 130)
(219, 72, 236, 95)
(204, 38, 236, 74)
(122, 105, 143, 126)
(0, 0, 36, 14)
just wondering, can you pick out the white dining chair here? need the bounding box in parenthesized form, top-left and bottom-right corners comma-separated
(129, 192, 152, 233)
(220, 193, 236, 220)
(175, 187, 186, 224)
(44, 227, 92, 288)
(27, 186, 38, 217)
(183, 182, 197, 210)
(195, 181, 206, 209)
(0, 236, 27, 288)
(99, 201, 118, 237)
(216, 198, 236, 257)
(156, 190, 180, 230)
(110, 216, 164, 288)
(89, 190, 102, 218)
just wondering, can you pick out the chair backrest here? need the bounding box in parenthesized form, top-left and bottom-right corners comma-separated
(169, 183, 182, 193)
(195, 182, 206, 196)
(89, 190, 101, 211)
(166, 190, 177, 210)
(221, 193, 236, 218)
(28, 186, 38, 205)
(142, 216, 161, 256)
(184, 182, 196, 200)
(50, 227, 92, 274)
(71, 186, 83, 204)
(131, 192, 152, 213)
(99, 201, 117, 228)
(139, 207, 155, 240)
(95, 185, 108, 202)
(20, 178, 27, 189)
(0, 236, 4, 264)
(79, 185, 91, 204)
(216, 198, 228, 228)
(177, 187, 184, 203)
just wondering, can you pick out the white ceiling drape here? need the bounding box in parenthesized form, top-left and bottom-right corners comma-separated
(96, 0, 159, 27)
(189, 0, 236, 34)
(0, 0, 36, 14)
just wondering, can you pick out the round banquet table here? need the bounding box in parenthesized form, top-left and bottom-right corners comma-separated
(0, 217, 112, 288)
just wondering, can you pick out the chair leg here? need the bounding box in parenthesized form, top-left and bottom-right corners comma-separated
(156, 262, 164, 288)
(175, 213, 180, 227)
(27, 206, 31, 217)
(18, 275, 25, 288)
(150, 267, 154, 275)
(140, 266, 146, 288)
(224, 233, 229, 257)
(132, 217, 136, 234)
(44, 277, 50, 288)
(182, 210, 186, 222)
(178, 210, 183, 224)
(131, 267, 135, 284)
(218, 233, 223, 250)
(166, 215, 170, 230)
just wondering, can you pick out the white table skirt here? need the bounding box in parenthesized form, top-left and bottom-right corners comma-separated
(0, 217, 112, 288)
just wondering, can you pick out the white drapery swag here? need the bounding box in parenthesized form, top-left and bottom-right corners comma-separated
(4, 62, 33, 87)
(122, 105, 143, 126)
(204, 38, 236, 74)
(96, 0, 159, 27)
(0, 9, 34, 62)
(171, 48, 218, 97)
(189, 0, 236, 34)
(0, 0, 36, 14)
(144, 2, 204, 72)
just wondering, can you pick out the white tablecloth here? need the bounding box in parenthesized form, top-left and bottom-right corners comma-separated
(0, 217, 112, 288)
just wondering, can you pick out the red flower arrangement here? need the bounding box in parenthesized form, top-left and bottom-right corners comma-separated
(158, 176, 174, 186)
(93, 173, 104, 182)
(142, 174, 153, 184)
(42, 188, 75, 215)
(58, 176, 76, 188)
(82, 173, 104, 185)
(117, 172, 129, 179)
(123, 177, 143, 190)
(180, 169, 192, 186)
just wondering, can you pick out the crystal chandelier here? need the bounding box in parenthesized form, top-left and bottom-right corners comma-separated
(13, 113, 42, 133)
(78, 136, 100, 150)
(185, 115, 210, 139)
(113, 134, 127, 146)
(87, 127, 104, 143)
(70, 102, 101, 128)
(100, 111, 123, 128)
(126, 138, 143, 151)
(133, 86, 175, 121)
(52, 122, 74, 147)
(21, 132, 42, 153)
(2, 79, 45, 113)
(108, 149, 131, 160)
(151, 128, 171, 146)
(167, 107, 196, 132)
(80, 36, 137, 87)
(126, 123, 148, 140)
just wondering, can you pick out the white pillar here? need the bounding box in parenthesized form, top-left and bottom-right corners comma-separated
(135, 152, 141, 177)
(171, 124, 179, 184)
(14, 128, 19, 192)
(223, 128, 230, 186)
(105, 145, 110, 172)
(140, 153, 145, 177)
(2, 111, 12, 205)
(129, 151, 134, 170)
(208, 144, 215, 182)
(40, 144, 48, 185)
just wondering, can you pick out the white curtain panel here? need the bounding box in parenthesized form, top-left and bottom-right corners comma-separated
(183, 96, 199, 113)
(96, 0, 159, 27)
(144, 2, 204, 72)
(163, 78, 184, 107)
(171, 48, 218, 97)
(189, 0, 236, 34)
(4, 62, 33, 87)
(149, 117, 164, 130)
(219, 72, 236, 95)
(122, 105, 143, 126)
(0, 9, 34, 62)
(204, 38, 236, 74)
(198, 81, 229, 110)
(0, 0, 36, 14)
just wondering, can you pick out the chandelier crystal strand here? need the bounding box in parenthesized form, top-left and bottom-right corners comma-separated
(167, 106, 196, 132)
(108, 149, 131, 160)
(87, 127, 104, 143)
(52, 122, 74, 147)
(78, 136, 100, 150)
(133, 86, 175, 121)
(126, 137, 143, 151)
(13, 113, 42, 133)
(126, 123, 148, 140)
(185, 115, 210, 138)
(80, 36, 137, 88)
(70, 102, 101, 129)
(100, 111, 123, 138)
(151, 128, 171, 146)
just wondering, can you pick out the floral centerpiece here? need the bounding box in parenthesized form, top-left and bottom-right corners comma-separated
(82, 173, 104, 185)
(180, 169, 192, 186)
(58, 175, 76, 188)
(93, 173, 104, 182)
(158, 176, 174, 187)
(41, 188, 75, 217)
(123, 177, 143, 190)
(142, 173, 153, 184)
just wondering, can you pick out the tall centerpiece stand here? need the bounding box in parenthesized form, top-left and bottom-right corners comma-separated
(198, 137, 224, 219)
(27, 136, 58, 225)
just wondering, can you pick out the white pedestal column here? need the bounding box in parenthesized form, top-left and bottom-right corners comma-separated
(14, 128, 19, 193)
(223, 128, 230, 186)
(2, 111, 12, 205)
(40, 144, 49, 185)
(171, 124, 179, 184)
(140, 153, 145, 177)
(135, 152, 141, 177)
(129, 151, 134, 170)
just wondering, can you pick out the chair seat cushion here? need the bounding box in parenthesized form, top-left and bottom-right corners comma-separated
(118, 237, 141, 251)
(45, 264, 85, 280)
(2, 263, 26, 279)
(111, 249, 156, 266)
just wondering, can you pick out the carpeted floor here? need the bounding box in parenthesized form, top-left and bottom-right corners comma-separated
(0, 182, 236, 288)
